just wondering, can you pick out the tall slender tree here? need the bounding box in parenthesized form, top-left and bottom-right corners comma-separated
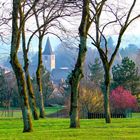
(30, 0, 77, 118)
(89, 0, 140, 123)
(10, 0, 33, 132)
(69, 0, 93, 128)
(19, 2, 39, 120)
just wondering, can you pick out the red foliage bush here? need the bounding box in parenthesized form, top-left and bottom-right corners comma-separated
(110, 86, 138, 112)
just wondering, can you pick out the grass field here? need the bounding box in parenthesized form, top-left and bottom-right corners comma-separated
(0, 117, 140, 140)
(0, 108, 140, 140)
(0, 106, 63, 118)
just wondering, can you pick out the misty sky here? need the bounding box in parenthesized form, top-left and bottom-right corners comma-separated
(0, 0, 140, 56)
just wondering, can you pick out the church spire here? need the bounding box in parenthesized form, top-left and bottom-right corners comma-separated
(42, 37, 55, 72)
(43, 37, 53, 55)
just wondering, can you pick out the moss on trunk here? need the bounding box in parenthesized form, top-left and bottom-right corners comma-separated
(10, 0, 33, 132)
(69, 0, 90, 128)
(36, 37, 45, 118)
(25, 71, 39, 120)
(20, 10, 39, 120)
(10, 56, 33, 132)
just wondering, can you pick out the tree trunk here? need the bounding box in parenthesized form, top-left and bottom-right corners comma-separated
(25, 71, 39, 120)
(10, 58, 33, 132)
(70, 38, 87, 128)
(104, 69, 111, 123)
(21, 14, 39, 120)
(69, 0, 90, 128)
(36, 36, 45, 118)
(70, 72, 80, 128)
(10, 0, 33, 132)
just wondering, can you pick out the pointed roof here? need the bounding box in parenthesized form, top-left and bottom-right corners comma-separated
(43, 37, 53, 55)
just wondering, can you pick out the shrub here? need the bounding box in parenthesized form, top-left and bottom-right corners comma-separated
(110, 86, 138, 113)
(79, 80, 104, 115)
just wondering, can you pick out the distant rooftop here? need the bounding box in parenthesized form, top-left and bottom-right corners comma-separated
(43, 37, 54, 55)
(51, 68, 70, 82)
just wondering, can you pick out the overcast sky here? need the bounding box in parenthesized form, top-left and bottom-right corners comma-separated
(0, 0, 140, 54)
(0, 0, 139, 35)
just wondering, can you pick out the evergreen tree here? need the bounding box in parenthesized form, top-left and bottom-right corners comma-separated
(89, 58, 104, 87)
(112, 57, 140, 95)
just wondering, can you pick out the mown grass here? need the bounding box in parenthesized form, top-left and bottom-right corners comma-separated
(0, 106, 63, 118)
(0, 117, 140, 140)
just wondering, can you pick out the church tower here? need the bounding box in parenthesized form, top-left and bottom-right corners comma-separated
(42, 37, 55, 72)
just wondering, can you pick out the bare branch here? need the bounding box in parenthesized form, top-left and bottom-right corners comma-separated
(109, 0, 138, 67)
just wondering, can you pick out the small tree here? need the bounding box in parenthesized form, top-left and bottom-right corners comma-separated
(79, 80, 104, 117)
(112, 57, 140, 95)
(110, 86, 138, 113)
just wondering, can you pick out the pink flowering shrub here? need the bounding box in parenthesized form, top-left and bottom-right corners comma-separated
(110, 86, 138, 112)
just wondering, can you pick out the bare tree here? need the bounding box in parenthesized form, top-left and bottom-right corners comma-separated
(88, 0, 140, 123)
(28, 0, 77, 118)
(10, 0, 33, 132)
(69, 0, 93, 128)
(19, 1, 39, 120)
(10, 0, 39, 132)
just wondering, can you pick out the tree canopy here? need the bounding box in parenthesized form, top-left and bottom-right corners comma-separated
(112, 57, 140, 95)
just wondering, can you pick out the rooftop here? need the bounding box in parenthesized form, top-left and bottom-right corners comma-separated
(43, 37, 54, 55)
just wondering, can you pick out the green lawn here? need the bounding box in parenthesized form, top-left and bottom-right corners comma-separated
(0, 118, 140, 140)
(45, 106, 63, 115)
(0, 106, 63, 118)
(132, 113, 140, 118)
